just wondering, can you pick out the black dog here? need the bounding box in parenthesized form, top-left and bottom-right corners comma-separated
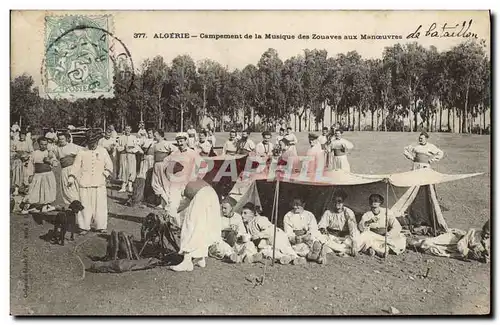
(51, 200, 84, 246)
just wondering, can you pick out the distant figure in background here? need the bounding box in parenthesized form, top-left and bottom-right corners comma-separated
(11, 121, 20, 133)
(306, 133, 325, 173)
(98, 129, 118, 179)
(403, 132, 444, 170)
(108, 124, 118, 139)
(195, 130, 213, 157)
(222, 129, 238, 156)
(11, 130, 33, 196)
(187, 129, 197, 149)
(21, 137, 58, 214)
(137, 121, 148, 139)
(285, 126, 298, 156)
(25, 125, 33, 148)
(275, 127, 285, 147)
(255, 131, 274, 158)
(237, 130, 256, 155)
(318, 127, 329, 149)
(326, 129, 353, 172)
(45, 127, 57, 142)
(128, 129, 156, 207)
(10, 127, 20, 142)
(207, 127, 216, 147)
(117, 125, 140, 193)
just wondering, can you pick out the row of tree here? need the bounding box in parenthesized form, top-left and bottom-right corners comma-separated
(11, 40, 490, 134)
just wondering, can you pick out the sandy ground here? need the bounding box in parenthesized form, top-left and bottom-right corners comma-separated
(10, 131, 491, 315)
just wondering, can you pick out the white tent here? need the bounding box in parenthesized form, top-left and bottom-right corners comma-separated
(230, 168, 483, 235)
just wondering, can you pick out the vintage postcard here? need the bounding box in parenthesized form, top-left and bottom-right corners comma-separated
(10, 10, 491, 316)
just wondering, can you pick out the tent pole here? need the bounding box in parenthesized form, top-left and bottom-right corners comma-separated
(272, 179, 280, 266)
(430, 185, 437, 236)
(384, 181, 389, 259)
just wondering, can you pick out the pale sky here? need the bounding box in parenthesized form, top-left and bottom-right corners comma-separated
(11, 10, 490, 91)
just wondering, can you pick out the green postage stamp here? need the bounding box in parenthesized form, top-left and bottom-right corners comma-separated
(43, 15, 115, 99)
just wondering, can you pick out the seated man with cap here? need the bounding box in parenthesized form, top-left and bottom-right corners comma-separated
(283, 197, 321, 257)
(316, 190, 359, 258)
(222, 130, 238, 156)
(255, 131, 274, 158)
(208, 197, 263, 264)
(357, 193, 406, 257)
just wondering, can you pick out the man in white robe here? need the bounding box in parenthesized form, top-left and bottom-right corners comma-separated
(68, 134, 113, 234)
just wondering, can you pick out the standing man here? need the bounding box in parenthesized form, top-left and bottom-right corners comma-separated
(236, 130, 256, 155)
(11, 130, 33, 196)
(128, 129, 156, 207)
(21, 137, 58, 214)
(255, 131, 274, 158)
(45, 127, 57, 143)
(98, 129, 118, 179)
(137, 121, 148, 139)
(275, 127, 285, 148)
(403, 132, 444, 170)
(207, 127, 216, 147)
(285, 126, 298, 156)
(222, 129, 238, 156)
(117, 125, 140, 192)
(326, 129, 353, 172)
(68, 133, 113, 235)
(187, 125, 198, 149)
(306, 133, 325, 174)
(318, 127, 329, 149)
(55, 132, 82, 206)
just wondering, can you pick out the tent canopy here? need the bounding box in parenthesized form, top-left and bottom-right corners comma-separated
(231, 168, 482, 233)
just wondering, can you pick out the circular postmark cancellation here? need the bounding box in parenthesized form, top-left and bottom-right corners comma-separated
(41, 15, 135, 100)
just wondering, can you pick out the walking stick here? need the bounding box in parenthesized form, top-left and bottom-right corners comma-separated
(384, 180, 389, 259)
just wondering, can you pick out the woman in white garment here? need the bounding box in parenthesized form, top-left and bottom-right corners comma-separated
(403, 132, 444, 170)
(55, 133, 83, 205)
(11, 131, 33, 196)
(326, 129, 354, 172)
(170, 177, 222, 272)
(357, 194, 406, 257)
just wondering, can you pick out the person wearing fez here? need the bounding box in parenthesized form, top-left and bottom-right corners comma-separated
(357, 194, 406, 257)
(68, 132, 113, 235)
